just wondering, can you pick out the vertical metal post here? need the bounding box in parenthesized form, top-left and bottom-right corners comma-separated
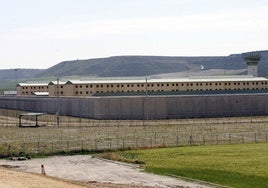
(56, 78, 60, 127)
(146, 78, 148, 121)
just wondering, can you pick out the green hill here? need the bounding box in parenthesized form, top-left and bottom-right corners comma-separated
(35, 50, 268, 78)
(1, 50, 268, 91)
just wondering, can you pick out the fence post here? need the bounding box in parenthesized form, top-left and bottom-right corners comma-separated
(176, 131, 179, 146)
(216, 134, 219, 145)
(154, 132, 157, 145)
(37, 141, 40, 152)
(67, 140, 69, 152)
(203, 135, 205, 145)
(51, 141, 54, 153)
(229, 134, 231, 144)
(95, 139, 97, 150)
(255, 133, 257, 143)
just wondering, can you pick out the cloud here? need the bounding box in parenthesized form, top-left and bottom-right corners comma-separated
(2, 5, 268, 42)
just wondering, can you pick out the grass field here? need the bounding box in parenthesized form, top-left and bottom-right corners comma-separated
(99, 143, 268, 188)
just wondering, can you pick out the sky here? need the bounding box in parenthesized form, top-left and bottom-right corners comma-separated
(1, 0, 268, 69)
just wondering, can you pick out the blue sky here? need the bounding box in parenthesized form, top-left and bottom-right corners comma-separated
(1, 0, 268, 69)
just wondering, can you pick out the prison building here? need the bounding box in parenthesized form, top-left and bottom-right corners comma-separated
(17, 76, 268, 97)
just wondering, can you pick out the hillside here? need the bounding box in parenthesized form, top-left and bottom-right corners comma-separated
(35, 50, 268, 78)
(0, 69, 43, 91)
(1, 50, 268, 91)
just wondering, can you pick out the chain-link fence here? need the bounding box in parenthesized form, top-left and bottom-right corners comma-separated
(1, 108, 268, 156)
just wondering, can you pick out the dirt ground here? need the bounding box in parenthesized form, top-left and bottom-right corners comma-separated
(0, 155, 211, 188)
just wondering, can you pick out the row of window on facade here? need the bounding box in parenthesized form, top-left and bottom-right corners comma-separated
(21, 86, 268, 95)
(70, 81, 268, 89)
(21, 81, 268, 90)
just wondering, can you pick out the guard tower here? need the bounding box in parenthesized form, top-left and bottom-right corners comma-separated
(244, 53, 261, 77)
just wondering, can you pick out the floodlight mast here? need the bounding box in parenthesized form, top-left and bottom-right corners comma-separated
(243, 53, 261, 77)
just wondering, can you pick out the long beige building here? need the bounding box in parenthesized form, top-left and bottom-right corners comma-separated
(16, 75, 268, 97)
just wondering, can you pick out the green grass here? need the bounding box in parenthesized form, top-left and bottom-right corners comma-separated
(99, 143, 268, 188)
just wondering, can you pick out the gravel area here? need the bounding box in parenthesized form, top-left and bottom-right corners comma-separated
(0, 155, 211, 188)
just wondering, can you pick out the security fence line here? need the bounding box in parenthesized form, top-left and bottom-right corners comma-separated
(1, 131, 268, 156)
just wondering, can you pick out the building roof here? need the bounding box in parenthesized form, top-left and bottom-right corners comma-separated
(66, 76, 268, 85)
(33, 92, 49, 96)
(17, 75, 268, 87)
(17, 83, 48, 86)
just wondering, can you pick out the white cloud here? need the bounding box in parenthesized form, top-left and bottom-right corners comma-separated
(4, 5, 268, 42)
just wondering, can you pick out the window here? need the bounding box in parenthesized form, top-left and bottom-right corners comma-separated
(75, 91, 78, 94)
(96, 85, 99, 88)
(107, 85, 109, 87)
(80, 91, 82, 94)
(80, 85, 82, 88)
(100, 85, 103, 87)
(117, 84, 120, 87)
(86, 91, 89, 94)
(61, 91, 63, 94)
(61, 86, 63, 88)
(86, 85, 89, 88)
(167, 84, 169, 86)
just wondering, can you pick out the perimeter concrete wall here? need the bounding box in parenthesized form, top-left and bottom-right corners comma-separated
(0, 94, 268, 119)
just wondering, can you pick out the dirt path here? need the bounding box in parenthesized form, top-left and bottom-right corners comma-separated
(0, 167, 89, 188)
(0, 155, 211, 188)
